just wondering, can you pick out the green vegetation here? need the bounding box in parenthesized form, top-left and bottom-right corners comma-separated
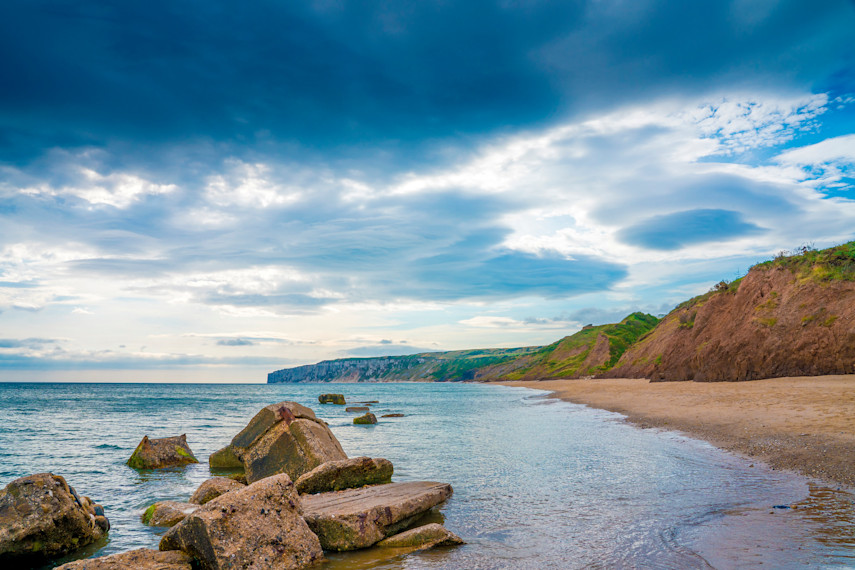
(142, 504, 157, 525)
(601, 313, 661, 369)
(753, 241, 855, 281)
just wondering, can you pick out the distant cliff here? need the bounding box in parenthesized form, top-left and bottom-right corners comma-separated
(267, 347, 539, 383)
(605, 242, 855, 381)
(267, 313, 659, 383)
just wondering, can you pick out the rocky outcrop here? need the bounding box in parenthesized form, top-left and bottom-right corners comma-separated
(208, 446, 243, 469)
(127, 434, 199, 469)
(209, 401, 348, 484)
(376, 523, 464, 549)
(141, 501, 199, 527)
(301, 481, 453, 551)
(605, 255, 855, 381)
(353, 412, 377, 425)
(318, 394, 345, 404)
(0, 473, 109, 565)
(160, 474, 323, 570)
(295, 457, 393, 494)
(189, 477, 245, 505)
(55, 548, 193, 569)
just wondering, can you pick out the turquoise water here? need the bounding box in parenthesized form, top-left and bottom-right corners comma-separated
(0, 382, 853, 569)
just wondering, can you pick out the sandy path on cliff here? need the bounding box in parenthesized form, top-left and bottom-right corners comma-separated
(498, 375, 855, 488)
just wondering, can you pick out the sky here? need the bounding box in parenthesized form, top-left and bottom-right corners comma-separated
(1, 0, 854, 382)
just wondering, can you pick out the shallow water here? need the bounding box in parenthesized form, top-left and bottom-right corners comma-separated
(0, 382, 852, 569)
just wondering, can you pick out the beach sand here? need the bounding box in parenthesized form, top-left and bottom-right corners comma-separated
(498, 375, 855, 488)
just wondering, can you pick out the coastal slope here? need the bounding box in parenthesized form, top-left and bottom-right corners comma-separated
(605, 243, 855, 381)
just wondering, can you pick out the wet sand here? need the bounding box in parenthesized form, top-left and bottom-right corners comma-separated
(497, 375, 855, 488)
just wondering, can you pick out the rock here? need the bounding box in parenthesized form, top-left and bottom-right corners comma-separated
(141, 501, 200, 527)
(376, 523, 464, 549)
(295, 457, 393, 494)
(355, 400, 379, 404)
(127, 434, 199, 469)
(318, 394, 346, 405)
(55, 548, 193, 569)
(243, 415, 347, 483)
(230, 402, 318, 455)
(381, 413, 405, 418)
(0, 473, 109, 565)
(353, 412, 377, 425)
(301, 481, 453, 551)
(208, 445, 242, 469)
(160, 474, 323, 570)
(345, 406, 369, 412)
(189, 477, 245, 505)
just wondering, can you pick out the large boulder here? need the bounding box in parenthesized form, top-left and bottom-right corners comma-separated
(208, 446, 243, 469)
(211, 401, 348, 484)
(189, 477, 245, 505)
(141, 501, 200, 527)
(127, 434, 199, 469)
(0, 473, 109, 565)
(318, 394, 345, 405)
(160, 473, 323, 570)
(301, 481, 453, 551)
(376, 523, 464, 549)
(295, 457, 393, 495)
(55, 548, 193, 569)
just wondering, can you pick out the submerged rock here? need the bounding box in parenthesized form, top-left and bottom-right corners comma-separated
(376, 523, 464, 549)
(189, 477, 245, 505)
(301, 481, 453, 551)
(381, 413, 405, 418)
(127, 434, 199, 469)
(345, 406, 369, 412)
(318, 394, 346, 405)
(141, 501, 200, 527)
(55, 548, 193, 569)
(295, 457, 393, 495)
(0, 473, 109, 565)
(211, 401, 348, 484)
(160, 474, 323, 570)
(353, 412, 377, 425)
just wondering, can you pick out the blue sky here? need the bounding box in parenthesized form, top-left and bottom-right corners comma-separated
(1, 0, 854, 382)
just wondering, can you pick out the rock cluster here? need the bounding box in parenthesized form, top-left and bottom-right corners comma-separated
(318, 393, 346, 404)
(0, 473, 109, 565)
(127, 434, 199, 469)
(209, 401, 348, 483)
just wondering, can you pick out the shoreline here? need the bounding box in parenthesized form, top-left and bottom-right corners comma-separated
(496, 375, 855, 489)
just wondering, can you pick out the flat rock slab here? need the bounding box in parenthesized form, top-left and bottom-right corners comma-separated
(55, 548, 193, 569)
(301, 481, 453, 551)
(376, 523, 464, 550)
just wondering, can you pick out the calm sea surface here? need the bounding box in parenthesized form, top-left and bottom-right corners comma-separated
(0, 382, 853, 569)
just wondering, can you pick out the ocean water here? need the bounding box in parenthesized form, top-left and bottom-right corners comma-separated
(0, 382, 853, 569)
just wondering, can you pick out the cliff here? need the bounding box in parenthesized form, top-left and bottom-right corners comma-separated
(267, 313, 659, 383)
(605, 242, 855, 381)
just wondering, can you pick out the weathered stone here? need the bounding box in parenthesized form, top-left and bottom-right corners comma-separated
(353, 412, 377, 425)
(230, 402, 318, 455)
(376, 523, 464, 549)
(295, 457, 393, 495)
(381, 413, 405, 418)
(160, 474, 323, 570)
(208, 445, 243, 469)
(141, 501, 200, 527)
(127, 434, 198, 469)
(345, 406, 369, 412)
(55, 548, 193, 569)
(301, 481, 453, 551)
(0, 473, 109, 565)
(189, 477, 245, 505)
(243, 417, 347, 483)
(354, 400, 379, 404)
(318, 394, 346, 405)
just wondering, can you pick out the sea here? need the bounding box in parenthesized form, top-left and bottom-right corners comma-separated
(0, 381, 853, 569)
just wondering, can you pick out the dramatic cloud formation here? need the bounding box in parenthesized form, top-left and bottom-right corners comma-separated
(0, 1, 853, 380)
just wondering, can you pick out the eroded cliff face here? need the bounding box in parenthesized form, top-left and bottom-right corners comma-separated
(605, 265, 855, 382)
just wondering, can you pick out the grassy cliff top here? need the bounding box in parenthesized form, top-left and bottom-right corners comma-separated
(753, 241, 855, 281)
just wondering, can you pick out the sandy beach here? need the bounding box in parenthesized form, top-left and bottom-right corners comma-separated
(498, 375, 855, 488)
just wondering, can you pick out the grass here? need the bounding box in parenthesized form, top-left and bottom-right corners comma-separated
(752, 241, 855, 282)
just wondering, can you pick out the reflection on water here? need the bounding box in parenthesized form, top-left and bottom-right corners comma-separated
(0, 382, 853, 569)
